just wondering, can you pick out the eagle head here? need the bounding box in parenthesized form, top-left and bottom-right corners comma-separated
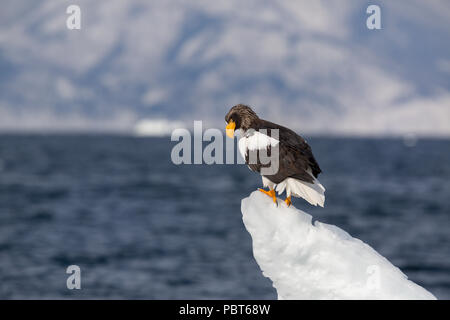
(225, 104, 259, 138)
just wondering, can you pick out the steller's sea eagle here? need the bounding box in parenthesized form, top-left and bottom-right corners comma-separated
(225, 104, 325, 207)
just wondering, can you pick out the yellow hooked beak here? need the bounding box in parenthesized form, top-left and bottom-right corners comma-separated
(226, 120, 236, 138)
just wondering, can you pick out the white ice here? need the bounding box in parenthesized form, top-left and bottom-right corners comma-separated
(241, 191, 436, 300)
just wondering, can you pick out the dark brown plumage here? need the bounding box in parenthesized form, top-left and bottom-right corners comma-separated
(225, 104, 322, 185)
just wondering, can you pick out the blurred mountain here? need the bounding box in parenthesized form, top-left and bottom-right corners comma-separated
(0, 0, 449, 135)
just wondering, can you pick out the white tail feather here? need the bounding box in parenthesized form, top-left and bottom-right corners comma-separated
(275, 177, 325, 207)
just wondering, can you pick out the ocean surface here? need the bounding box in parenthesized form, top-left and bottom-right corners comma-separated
(0, 135, 448, 299)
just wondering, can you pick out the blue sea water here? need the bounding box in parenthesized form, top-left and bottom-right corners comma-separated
(0, 135, 448, 299)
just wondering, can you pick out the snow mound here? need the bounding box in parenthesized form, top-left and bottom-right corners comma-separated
(241, 191, 436, 300)
(133, 119, 185, 137)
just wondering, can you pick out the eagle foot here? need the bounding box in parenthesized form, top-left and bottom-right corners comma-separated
(258, 188, 277, 204)
(285, 196, 292, 207)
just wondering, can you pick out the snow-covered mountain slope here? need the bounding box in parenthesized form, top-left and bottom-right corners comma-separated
(241, 191, 436, 299)
(0, 0, 449, 134)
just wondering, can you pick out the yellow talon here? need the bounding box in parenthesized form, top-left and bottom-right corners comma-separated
(259, 188, 277, 204)
(285, 196, 292, 207)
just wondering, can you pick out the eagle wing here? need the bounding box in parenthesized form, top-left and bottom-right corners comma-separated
(245, 119, 321, 184)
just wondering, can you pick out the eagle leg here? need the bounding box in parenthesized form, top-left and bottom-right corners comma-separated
(258, 188, 277, 204)
(285, 196, 292, 207)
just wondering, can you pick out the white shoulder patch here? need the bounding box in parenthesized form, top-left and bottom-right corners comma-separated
(238, 129, 279, 159)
